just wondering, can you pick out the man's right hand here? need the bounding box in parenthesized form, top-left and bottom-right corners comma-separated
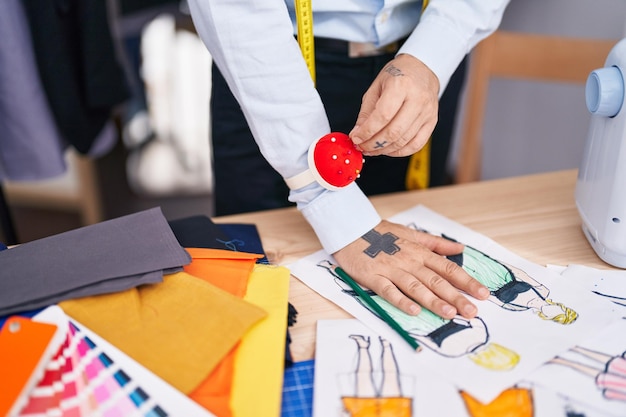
(332, 220, 490, 319)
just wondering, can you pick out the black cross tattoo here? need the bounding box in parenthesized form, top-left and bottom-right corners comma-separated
(362, 230, 400, 258)
(374, 141, 387, 149)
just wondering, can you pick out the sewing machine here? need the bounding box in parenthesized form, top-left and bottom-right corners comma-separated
(576, 38, 626, 268)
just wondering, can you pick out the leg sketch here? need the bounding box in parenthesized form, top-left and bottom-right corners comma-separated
(550, 346, 626, 402)
(341, 335, 412, 417)
(350, 335, 377, 397)
(380, 337, 401, 397)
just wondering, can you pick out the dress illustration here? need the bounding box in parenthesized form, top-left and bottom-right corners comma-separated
(447, 243, 577, 324)
(318, 260, 519, 371)
(405, 224, 578, 325)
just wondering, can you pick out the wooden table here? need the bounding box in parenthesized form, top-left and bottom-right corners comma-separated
(214, 169, 617, 362)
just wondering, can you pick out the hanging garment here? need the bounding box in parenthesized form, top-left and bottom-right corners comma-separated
(20, 0, 130, 155)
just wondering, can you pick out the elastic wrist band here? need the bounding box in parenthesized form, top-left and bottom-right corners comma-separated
(285, 132, 364, 191)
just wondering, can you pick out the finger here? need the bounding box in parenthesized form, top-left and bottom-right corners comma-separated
(411, 230, 465, 255)
(385, 117, 437, 157)
(425, 255, 490, 308)
(391, 267, 459, 319)
(363, 273, 423, 316)
(358, 98, 435, 156)
(415, 265, 479, 319)
(350, 86, 382, 146)
(351, 89, 405, 149)
(358, 106, 421, 156)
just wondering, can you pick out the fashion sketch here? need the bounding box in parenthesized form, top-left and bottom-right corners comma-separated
(340, 335, 412, 417)
(549, 346, 626, 402)
(407, 224, 578, 325)
(318, 260, 519, 371)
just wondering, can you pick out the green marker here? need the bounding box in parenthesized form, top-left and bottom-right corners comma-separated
(334, 266, 421, 351)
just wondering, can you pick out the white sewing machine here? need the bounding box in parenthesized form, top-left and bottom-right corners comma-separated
(576, 38, 626, 268)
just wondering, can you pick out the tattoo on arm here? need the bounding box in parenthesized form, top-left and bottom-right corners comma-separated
(384, 64, 404, 77)
(362, 230, 400, 258)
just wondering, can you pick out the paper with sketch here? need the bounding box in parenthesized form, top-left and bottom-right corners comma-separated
(314, 319, 465, 417)
(289, 205, 621, 403)
(525, 264, 626, 417)
(557, 264, 626, 308)
(315, 319, 618, 417)
(527, 318, 626, 417)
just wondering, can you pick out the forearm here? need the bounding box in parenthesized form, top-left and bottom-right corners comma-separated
(187, 0, 380, 253)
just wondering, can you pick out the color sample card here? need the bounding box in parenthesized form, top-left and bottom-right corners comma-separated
(0, 316, 65, 417)
(19, 306, 214, 417)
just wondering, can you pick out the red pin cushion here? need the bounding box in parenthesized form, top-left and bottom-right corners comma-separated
(285, 132, 364, 191)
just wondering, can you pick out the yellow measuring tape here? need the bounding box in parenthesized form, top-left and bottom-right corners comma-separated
(405, 0, 430, 190)
(294, 0, 316, 84)
(294, 0, 430, 189)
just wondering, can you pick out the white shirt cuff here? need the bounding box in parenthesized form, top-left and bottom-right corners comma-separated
(293, 183, 381, 254)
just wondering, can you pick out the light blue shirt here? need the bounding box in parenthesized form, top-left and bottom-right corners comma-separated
(284, 0, 423, 47)
(188, 0, 509, 255)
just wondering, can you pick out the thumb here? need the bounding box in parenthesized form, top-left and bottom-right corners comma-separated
(349, 88, 379, 145)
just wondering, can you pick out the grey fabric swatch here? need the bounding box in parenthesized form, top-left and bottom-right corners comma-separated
(0, 207, 191, 315)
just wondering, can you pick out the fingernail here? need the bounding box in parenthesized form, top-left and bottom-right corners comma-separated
(442, 305, 455, 317)
(409, 304, 421, 315)
(478, 287, 490, 299)
(463, 304, 477, 317)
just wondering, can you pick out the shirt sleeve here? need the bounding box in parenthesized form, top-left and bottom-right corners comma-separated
(399, 0, 511, 95)
(186, 0, 381, 254)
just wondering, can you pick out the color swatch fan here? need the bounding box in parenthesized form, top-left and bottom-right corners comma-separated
(12, 306, 214, 417)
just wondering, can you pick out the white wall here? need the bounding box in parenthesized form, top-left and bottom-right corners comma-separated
(450, 0, 626, 181)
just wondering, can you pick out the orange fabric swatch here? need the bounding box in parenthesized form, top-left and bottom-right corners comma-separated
(190, 344, 238, 417)
(183, 248, 262, 297)
(185, 248, 263, 417)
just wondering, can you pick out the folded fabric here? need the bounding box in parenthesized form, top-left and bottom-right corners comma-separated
(185, 247, 261, 417)
(217, 223, 269, 263)
(0, 207, 191, 316)
(168, 215, 232, 249)
(184, 248, 262, 297)
(59, 271, 267, 394)
(169, 215, 268, 263)
(231, 264, 290, 417)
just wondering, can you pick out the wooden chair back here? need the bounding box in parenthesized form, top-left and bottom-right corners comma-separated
(455, 30, 618, 183)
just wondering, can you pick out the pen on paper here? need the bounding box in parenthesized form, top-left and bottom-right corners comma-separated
(333, 266, 422, 352)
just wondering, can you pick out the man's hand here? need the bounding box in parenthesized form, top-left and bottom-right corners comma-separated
(349, 54, 439, 157)
(332, 220, 490, 319)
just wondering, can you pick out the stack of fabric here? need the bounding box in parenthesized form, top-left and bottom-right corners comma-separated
(0, 208, 290, 417)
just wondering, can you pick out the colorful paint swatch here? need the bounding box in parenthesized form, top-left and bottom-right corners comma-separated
(0, 316, 65, 417)
(15, 306, 214, 417)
